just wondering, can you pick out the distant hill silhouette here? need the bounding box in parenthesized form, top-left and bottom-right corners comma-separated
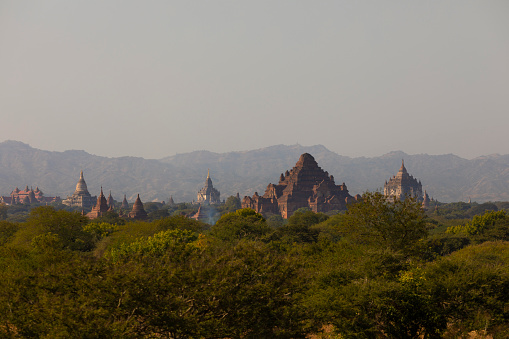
(0, 140, 508, 203)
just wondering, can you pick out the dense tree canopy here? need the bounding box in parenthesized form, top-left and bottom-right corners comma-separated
(0, 198, 508, 338)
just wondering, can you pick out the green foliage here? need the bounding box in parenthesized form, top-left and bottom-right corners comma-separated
(447, 210, 507, 236)
(344, 191, 428, 256)
(4, 203, 32, 222)
(93, 220, 160, 257)
(2, 196, 509, 338)
(93, 210, 126, 225)
(306, 239, 509, 338)
(0, 250, 138, 338)
(420, 242, 509, 337)
(211, 208, 271, 241)
(0, 204, 7, 220)
(434, 201, 499, 219)
(288, 210, 329, 227)
(31, 232, 64, 252)
(190, 240, 317, 338)
(0, 235, 315, 338)
(224, 195, 241, 213)
(109, 229, 198, 262)
(293, 207, 312, 214)
(83, 222, 118, 241)
(266, 214, 285, 228)
(271, 211, 329, 244)
(0, 220, 18, 246)
(170, 202, 198, 217)
(148, 207, 169, 220)
(312, 213, 348, 244)
(143, 201, 164, 213)
(10, 206, 94, 251)
(153, 214, 207, 233)
(421, 233, 471, 261)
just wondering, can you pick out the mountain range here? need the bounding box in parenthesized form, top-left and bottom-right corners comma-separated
(0, 140, 508, 203)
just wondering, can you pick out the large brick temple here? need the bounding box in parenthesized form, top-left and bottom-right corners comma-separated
(242, 153, 356, 218)
(383, 160, 423, 201)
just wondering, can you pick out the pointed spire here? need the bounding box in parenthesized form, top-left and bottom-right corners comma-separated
(87, 186, 109, 219)
(106, 190, 114, 209)
(80, 170, 84, 179)
(121, 194, 129, 209)
(207, 168, 210, 179)
(129, 194, 147, 220)
(398, 159, 408, 175)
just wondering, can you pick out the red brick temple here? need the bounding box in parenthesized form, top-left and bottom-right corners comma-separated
(242, 153, 356, 218)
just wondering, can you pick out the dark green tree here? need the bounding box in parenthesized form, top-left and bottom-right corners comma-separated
(10, 206, 93, 251)
(266, 214, 285, 228)
(210, 208, 271, 242)
(344, 191, 428, 256)
(0, 220, 18, 246)
(224, 195, 241, 213)
(271, 211, 329, 244)
(0, 204, 8, 220)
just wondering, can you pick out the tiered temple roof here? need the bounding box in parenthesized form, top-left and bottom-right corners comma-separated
(86, 187, 109, 219)
(196, 169, 221, 205)
(62, 171, 95, 210)
(0, 186, 60, 205)
(384, 160, 424, 201)
(242, 153, 356, 218)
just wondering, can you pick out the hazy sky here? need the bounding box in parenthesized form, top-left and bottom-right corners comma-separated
(1, 1, 508, 159)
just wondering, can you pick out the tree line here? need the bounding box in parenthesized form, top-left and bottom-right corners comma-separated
(0, 192, 508, 338)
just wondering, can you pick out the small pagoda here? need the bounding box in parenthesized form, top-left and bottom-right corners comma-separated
(128, 194, 148, 220)
(86, 187, 109, 219)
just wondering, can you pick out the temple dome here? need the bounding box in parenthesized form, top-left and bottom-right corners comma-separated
(74, 171, 90, 195)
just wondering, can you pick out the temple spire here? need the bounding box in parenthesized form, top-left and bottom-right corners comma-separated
(399, 159, 408, 174)
(197, 169, 220, 205)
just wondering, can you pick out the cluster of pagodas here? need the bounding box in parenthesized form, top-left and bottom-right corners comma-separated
(62, 171, 147, 220)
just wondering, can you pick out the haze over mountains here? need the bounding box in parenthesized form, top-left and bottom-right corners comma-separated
(0, 140, 508, 203)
